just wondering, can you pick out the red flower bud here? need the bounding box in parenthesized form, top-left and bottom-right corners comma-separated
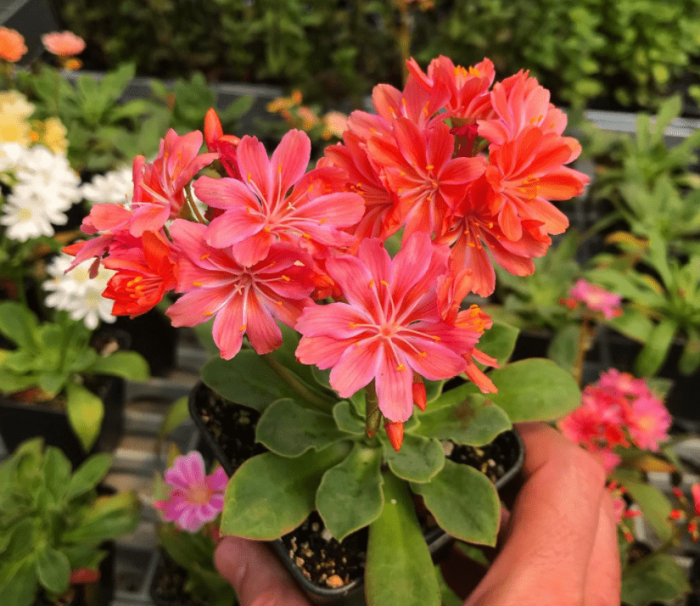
(385, 421, 404, 452)
(204, 108, 224, 151)
(669, 509, 684, 520)
(70, 568, 101, 585)
(412, 381, 427, 412)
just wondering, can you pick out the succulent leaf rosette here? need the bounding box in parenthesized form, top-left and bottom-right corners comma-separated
(65, 56, 587, 606)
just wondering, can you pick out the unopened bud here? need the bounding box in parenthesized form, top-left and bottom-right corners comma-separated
(670, 509, 684, 520)
(204, 108, 224, 151)
(412, 381, 427, 411)
(385, 421, 404, 452)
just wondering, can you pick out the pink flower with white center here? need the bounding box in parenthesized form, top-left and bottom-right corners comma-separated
(295, 232, 476, 423)
(130, 131, 218, 236)
(166, 219, 316, 360)
(153, 451, 227, 532)
(194, 129, 364, 267)
(569, 279, 623, 319)
(627, 394, 671, 451)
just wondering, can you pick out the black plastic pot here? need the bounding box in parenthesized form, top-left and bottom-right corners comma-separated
(188, 381, 525, 606)
(113, 309, 179, 377)
(0, 377, 124, 468)
(148, 551, 200, 606)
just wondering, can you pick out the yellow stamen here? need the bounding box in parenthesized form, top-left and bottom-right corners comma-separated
(193, 281, 203, 286)
(380, 280, 389, 287)
(200, 253, 210, 260)
(397, 363, 406, 371)
(369, 279, 375, 288)
(281, 275, 291, 282)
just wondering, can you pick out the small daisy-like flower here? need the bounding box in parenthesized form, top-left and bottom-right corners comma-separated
(1, 188, 62, 241)
(43, 253, 116, 329)
(153, 451, 227, 532)
(80, 166, 133, 205)
(0, 142, 29, 174)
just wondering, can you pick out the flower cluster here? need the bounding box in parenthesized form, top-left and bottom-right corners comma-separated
(607, 481, 640, 542)
(0, 91, 68, 153)
(66, 57, 585, 449)
(0, 142, 81, 242)
(669, 484, 700, 542)
(559, 369, 672, 471)
(267, 90, 349, 141)
(0, 27, 85, 68)
(154, 451, 227, 532)
(561, 278, 623, 319)
(80, 166, 134, 206)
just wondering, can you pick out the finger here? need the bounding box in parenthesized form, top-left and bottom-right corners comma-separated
(583, 493, 621, 606)
(214, 536, 310, 606)
(464, 422, 606, 606)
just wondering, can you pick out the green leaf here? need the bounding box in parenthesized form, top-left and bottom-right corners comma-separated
(411, 460, 500, 546)
(455, 542, 490, 566)
(621, 554, 691, 606)
(220, 442, 350, 540)
(201, 351, 309, 411)
(679, 329, 700, 375)
(67, 454, 112, 501)
(42, 447, 71, 503)
(87, 351, 149, 381)
(365, 472, 440, 606)
(614, 470, 673, 542)
(36, 547, 70, 595)
(436, 565, 462, 606)
(476, 320, 520, 366)
(607, 307, 654, 343)
(547, 324, 580, 372)
(0, 558, 37, 606)
(414, 395, 511, 446)
(634, 319, 677, 377)
(316, 443, 384, 541)
(62, 491, 140, 544)
(382, 433, 445, 483)
(332, 400, 365, 435)
(483, 359, 581, 422)
(256, 398, 345, 456)
(0, 302, 39, 350)
(158, 396, 190, 440)
(65, 382, 104, 452)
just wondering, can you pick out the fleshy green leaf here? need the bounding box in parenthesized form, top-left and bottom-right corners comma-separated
(36, 547, 70, 595)
(547, 324, 581, 373)
(158, 396, 190, 440)
(635, 319, 677, 377)
(475, 320, 520, 367)
(414, 395, 511, 446)
(679, 329, 700, 375)
(0, 558, 37, 606)
(201, 352, 311, 411)
(614, 471, 673, 542)
(87, 351, 149, 381)
(621, 554, 691, 606)
(0, 302, 39, 350)
(382, 433, 445, 483)
(62, 491, 141, 544)
(316, 443, 383, 541)
(220, 442, 350, 540)
(365, 472, 440, 606)
(67, 454, 112, 501)
(607, 307, 654, 344)
(256, 399, 345, 456)
(481, 359, 581, 422)
(332, 401, 364, 435)
(65, 382, 104, 452)
(42, 447, 72, 504)
(411, 460, 500, 546)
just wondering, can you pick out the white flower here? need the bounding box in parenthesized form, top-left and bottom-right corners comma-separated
(0, 142, 29, 175)
(43, 253, 116, 330)
(80, 166, 133, 205)
(0, 193, 57, 241)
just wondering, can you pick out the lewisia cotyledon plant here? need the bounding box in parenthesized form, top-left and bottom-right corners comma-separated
(65, 56, 588, 450)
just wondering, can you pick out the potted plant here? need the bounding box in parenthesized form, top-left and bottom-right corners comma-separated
(0, 437, 142, 606)
(65, 54, 590, 605)
(0, 301, 148, 466)
(148, 450, 236, 606)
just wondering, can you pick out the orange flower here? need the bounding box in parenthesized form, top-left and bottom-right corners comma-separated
(0, 27, 27, 63)
(42, 31, 85, 57)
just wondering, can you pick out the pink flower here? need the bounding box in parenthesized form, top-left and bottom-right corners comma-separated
(131, 131, 218, 236)
(296, 233, 476, 424)
(597, 369, 648, 398)
(42, 31, 85, 57)
(154, 452, 227, 532)
(195, 130, 364, 266)
(166, 219, 316, 359)
(627, 394, 671, 451)
(692, 484, 700, 517)
(568, 279, 622, 319)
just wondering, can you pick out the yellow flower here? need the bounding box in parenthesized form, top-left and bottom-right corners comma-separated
(0, 90, 34, 120)
(39, 117, 68, 154)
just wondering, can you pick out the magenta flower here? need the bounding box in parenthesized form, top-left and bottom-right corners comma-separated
(568, 279, 622, 319)
(627, 394, 671, 451)
(295, 232, 475, 423)
(166, 219, 316, 359)
(195, 129, 364, 267)
(153, 452, 227, 532)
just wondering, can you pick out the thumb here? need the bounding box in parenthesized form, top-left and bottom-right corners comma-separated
(214, 536, 310, 606)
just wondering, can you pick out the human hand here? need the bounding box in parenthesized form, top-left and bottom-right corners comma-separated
(214, 422, 620, 606)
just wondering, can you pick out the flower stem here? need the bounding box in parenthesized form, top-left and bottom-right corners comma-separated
(261, 353, 330, 410)
(185, 183, 207, 224)
(365, 382, 382, 438)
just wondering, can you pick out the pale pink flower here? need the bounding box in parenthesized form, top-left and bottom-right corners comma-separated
(296, 232, 476, 423)
(42, 31, 85, 57)
(627, 394, 671, 451)
(195, 129, 364, 267)
(569, 279, 622, 319)
(597, 369, 649, 399)
(153, 451, 227, 532)
(166, 219, 316, 359)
